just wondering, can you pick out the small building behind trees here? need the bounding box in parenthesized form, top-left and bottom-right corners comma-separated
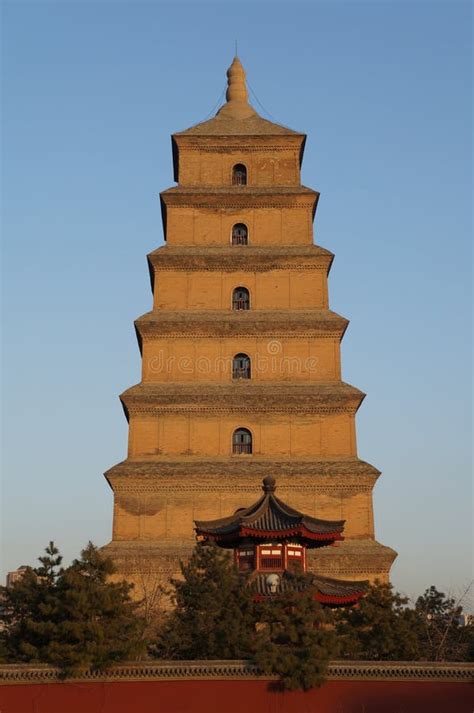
(195, 476, 368, 606)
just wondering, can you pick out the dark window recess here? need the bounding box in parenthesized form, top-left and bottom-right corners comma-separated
(232, 287, 250, 310)
(232, 428, 252, 454)
(233, 353, 251, 379)
(232, 164, 247, 186)
(260, 557, 283, 570)
(232, 223, 248, 245)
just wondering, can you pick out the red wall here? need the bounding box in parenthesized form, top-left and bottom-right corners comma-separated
(1, 679, 473, 713)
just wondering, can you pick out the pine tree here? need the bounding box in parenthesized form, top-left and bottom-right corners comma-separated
(0, 542, 63, 663)
(253, 582, 338, 691)
(154, 544, 256, 659)
(47, 542, 145, 672)
(334, 582, 423, 661)
(0, 542, 145, 674)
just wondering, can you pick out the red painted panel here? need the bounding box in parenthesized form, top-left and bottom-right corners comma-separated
(1, 679, 473, 713)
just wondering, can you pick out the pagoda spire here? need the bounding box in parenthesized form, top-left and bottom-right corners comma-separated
(217, 56, 257, 119)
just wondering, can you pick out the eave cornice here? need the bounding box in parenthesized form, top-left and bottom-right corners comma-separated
(104, 458, 380, 495)
(160, 186, 319, 211)
(135, 310, 348, 343)
(119, 381, 365, 420)
(105, 457, 380, 480)
(173, 133, 306, 150)
(147, 245, 334, 276)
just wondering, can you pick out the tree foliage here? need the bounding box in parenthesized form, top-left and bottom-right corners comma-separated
(153, 551, 337, 689)
(2, 540, 472, 690)
(0, 542, 144, 674)
(0, 543, 63, 664)
(154, 544, 256, 660)
(254, 581, 338, 691)
(334, 581, 473, 663)
(334, 582, 424, 661)
(415, 585, 474, 662)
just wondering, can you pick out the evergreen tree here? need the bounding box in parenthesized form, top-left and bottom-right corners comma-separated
(0, 542, 145, 674)
(0, 542, 63, 663)
(253, 581, 338, 691)
(334, 582, 423, 661)
(47, 542, 145, 672)
(154, 544, 256, 659)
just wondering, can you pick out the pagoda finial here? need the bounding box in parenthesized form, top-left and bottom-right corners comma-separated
(262, 475, 276, 493)
(217, 57, 257, 119)
(226, 56, 248, 103)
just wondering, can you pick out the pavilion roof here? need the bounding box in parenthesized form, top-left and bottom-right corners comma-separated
(195, 476, 345, 547)
(251, 570, 368, 606)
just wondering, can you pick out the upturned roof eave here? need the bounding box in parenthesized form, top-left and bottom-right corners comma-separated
(252, 570, 369, 603)
(197, 527, 344, 546)
(270, 494, 345, 533)
(195, 490, 346, 539)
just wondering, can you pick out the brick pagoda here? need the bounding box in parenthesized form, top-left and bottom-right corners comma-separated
(103, 57, 396, 594)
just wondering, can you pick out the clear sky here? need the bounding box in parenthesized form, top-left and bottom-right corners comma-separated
(2, 1, 472, 606)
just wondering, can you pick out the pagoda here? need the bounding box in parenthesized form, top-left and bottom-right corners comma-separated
(103, 57, 397, 594)
(195, 475, 367, 606)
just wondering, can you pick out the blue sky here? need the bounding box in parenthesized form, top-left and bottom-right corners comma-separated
(2, 1, 472, 605)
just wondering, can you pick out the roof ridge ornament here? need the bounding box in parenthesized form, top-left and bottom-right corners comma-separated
(262, 475, 276, 493)
(217, 57, 257, 120)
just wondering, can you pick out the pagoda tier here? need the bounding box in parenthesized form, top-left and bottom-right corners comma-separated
(102, 56, 397, 595)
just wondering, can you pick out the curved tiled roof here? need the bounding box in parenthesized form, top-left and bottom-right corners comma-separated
(252, 570, 368, 605)
(195, 476, 345, 545)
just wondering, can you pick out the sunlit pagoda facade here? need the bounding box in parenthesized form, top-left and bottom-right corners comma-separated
(103, 57, 397, 594)
(196, 476, 367, 606)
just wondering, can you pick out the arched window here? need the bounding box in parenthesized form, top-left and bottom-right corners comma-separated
(232, 223, 248, 245)
(232, 428, 252, 454)
(232, 287, 250, 310)
(232, 163, 247, 186)
(233, 353, 251, 379)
